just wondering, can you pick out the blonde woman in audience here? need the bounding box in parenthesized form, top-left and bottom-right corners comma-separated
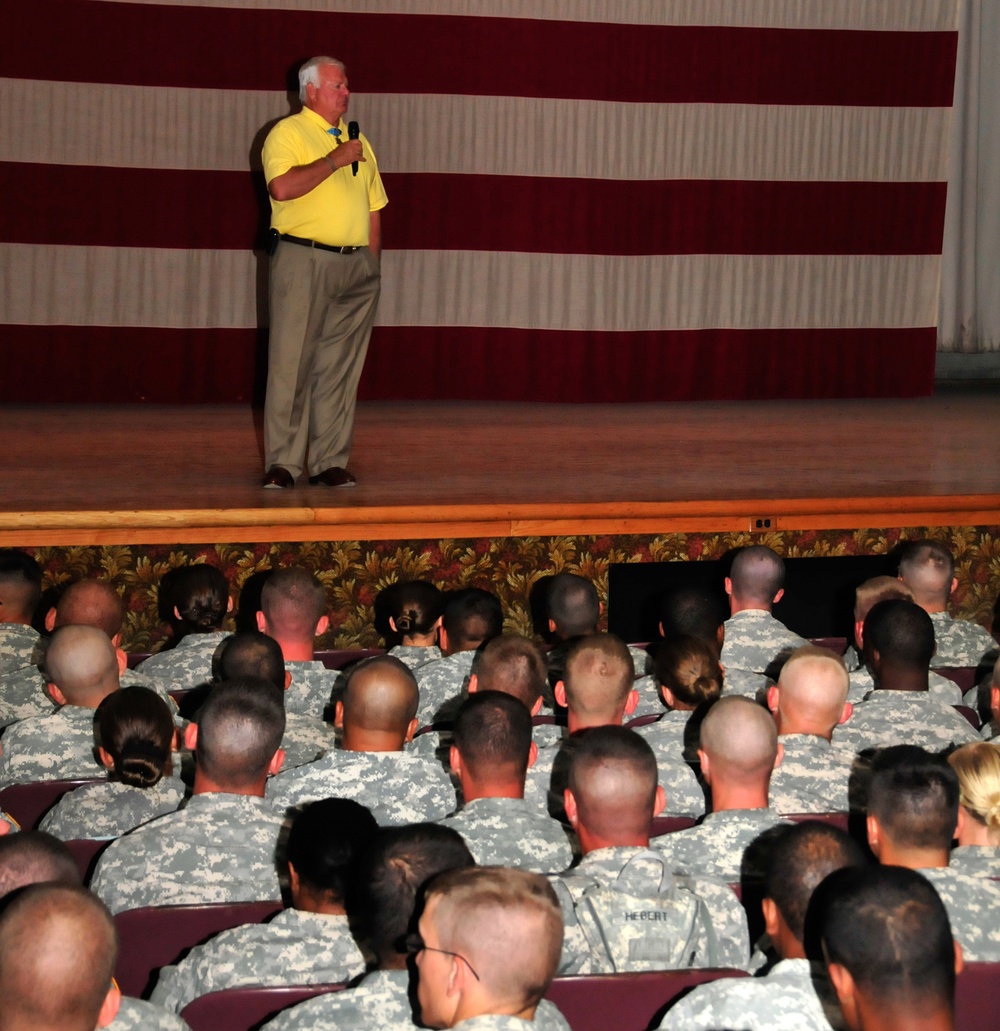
(136, 564, 232, 688)
(39, 687, 185, 840)
(948, 741, 1000, 878)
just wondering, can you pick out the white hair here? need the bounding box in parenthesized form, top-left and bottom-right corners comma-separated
(298, 56, 345, 102)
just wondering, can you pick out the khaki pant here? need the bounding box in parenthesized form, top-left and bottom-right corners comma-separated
(264, 241, 381, 478)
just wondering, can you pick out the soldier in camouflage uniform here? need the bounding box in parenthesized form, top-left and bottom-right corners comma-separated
(380, 580, 445, 672)
(136, 564, 233, 690)
(528, 634, 705, 821)
(267, 655, 456, 825)
(653, 697, 787, 882)
(0, 549, 43, 678)
(39, 686, 186, 840)
(719, 546, 809, 675)
(660, 820, 866, 1030)
(407, 634, 562, 764)
(635, 635, 724, 765)
(216, 631, 336, 768)
(550, 727, 748, 975)
(898, 538, 998, 669)
(263, 822, 475, 1031)
(866, 745, 1000, 962)
(946, 742, 1000, 877)
(438, 692, 574, 872)
(832, 601, 980, 755)
(414, 588, 504, 727)
(0, 882, 193, 1031)
(414, 867, 569, 1031)
(151, 798, 376, 1014)
(0, 625, 121, 787)
(253, 566, 341, 718)
(840, 575, 964, 704)
(765, 647, 856, 815)
(91, 678, 287, 914)
(815, 865, 961, 1031)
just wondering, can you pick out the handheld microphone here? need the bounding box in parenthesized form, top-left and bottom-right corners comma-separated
(348, 121, 359, 176)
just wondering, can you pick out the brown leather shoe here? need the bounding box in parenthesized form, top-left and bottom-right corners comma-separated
(308, 467, 357, 487)
(261, 466, 294, 489)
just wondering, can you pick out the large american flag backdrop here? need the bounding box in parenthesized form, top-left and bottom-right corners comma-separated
(1, 1, 958, 403)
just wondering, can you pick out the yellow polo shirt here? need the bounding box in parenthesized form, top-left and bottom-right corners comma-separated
(263, 106, 388, 247)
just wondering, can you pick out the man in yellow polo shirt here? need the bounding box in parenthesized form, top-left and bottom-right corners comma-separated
(261, 56, 388, 489)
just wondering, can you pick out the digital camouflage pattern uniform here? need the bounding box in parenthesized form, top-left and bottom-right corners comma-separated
(651, 808, 788, 883)
(948, 845, 1000, 879)
(0, 666, 56, 729)
(846, 665, 962, 706)
(266, 748, 456, 825)
(112, 997, 192, 1031)
(151, 908, 365, 1014)
(38, 775, 187, 839)
(549, 846, 749, 975)
(387, 643, 441, 672)
(0, 704, 104, 787)
(136, 631, 232, 690)
(261, 968, 571, 1031)
(525, 740, 705, 823)
(0, 623, 42, 675)
(768, 735, 855, 815)
(831, 692, 980, 754)
(720, 611, 809, 674)
(279, 711, 336, 769)
(453, 1014, 571, 1031)
(658, 958, 840, 1030)
(90, 792, 285, 914)
(284, 660, 339, 720)
(414, 650, 477, 726)
(634, 711, 696, 764)
(437, 795, 575, 873)
(918, 866, 1000, 961)
(928, 612, 997, 669)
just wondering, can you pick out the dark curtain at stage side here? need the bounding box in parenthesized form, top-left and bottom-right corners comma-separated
(1, 2, 956, 403)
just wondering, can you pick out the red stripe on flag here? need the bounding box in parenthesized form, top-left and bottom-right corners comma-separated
(4, 3, 957, 106)
(0, 163, 948, 256)
(0, 325, 935, 403)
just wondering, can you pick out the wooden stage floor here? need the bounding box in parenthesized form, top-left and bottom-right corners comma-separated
(3, 390, 1000, 546)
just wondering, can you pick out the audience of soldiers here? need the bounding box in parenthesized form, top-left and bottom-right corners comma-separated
(0, 541, 998, 1031)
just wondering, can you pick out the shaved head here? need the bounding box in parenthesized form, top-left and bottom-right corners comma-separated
(44, 624, 119, 708)
(342, 655, 419, 735)
(700, 695, 778, 779)
(54, 580, 125, 640)
(260, 567, 327, 641)
(472, 635, 547, 709)
(0, 885, 116, 1031)
(422, 867, 563, 1013)
(0, 832, 81, 900)
(898, 539, 955, 609)
(563, 634, 634, 723)
(775, 646, 849, 737)
(568, 726, 659, 842)
(729, 546, 785, 607)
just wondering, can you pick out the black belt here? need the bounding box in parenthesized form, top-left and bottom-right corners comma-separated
(279, 233, 360, 254)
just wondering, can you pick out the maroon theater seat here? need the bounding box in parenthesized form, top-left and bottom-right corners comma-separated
(0, 778, 101, 830)
(955, 961, 1000, 1030)
(64, 837, 111, 882)
(181, 982, 346, 1031)
(650, 816, 698, 837)
(315, 648, 384, 670)
(114, 901, 282, 999)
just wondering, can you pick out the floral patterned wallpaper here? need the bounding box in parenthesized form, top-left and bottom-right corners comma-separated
(22, 524, 1000, 654)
